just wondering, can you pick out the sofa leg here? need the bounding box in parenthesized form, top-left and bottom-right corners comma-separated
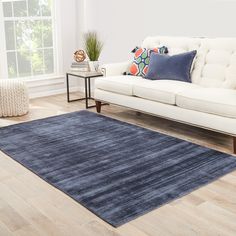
(233, 137, 236, 154)
(95, 101, 102, 113)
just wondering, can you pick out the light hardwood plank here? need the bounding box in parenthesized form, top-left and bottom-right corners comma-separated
(0, 202, 29, 232)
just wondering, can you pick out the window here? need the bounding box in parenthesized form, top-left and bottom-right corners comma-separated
(0, 0, 56, 79)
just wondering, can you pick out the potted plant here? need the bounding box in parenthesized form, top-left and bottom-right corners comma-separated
(84, 32, 103, 72)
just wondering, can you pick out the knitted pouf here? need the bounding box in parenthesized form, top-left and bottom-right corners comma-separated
(0, 79, 29, 117)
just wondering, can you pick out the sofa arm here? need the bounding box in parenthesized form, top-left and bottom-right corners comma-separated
(101, 61, 131, 77)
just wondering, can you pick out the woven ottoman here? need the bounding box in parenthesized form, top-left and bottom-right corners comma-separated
(0, 79, 29, 117)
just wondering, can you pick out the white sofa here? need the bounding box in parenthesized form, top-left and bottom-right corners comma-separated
(94, 36, 236, 153)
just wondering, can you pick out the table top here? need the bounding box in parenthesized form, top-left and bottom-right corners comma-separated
(67, 70, 103, 78)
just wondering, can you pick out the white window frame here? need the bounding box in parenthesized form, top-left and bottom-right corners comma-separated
(0, 0, 63, 81)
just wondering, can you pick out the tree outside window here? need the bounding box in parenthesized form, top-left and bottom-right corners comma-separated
(2, 0, 55, 79)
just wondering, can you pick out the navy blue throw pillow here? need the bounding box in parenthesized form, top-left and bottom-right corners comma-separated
(145, 50, 197, 83)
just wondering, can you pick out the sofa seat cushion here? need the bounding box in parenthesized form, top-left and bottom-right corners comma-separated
(176, 88, 236, 118)
(133, 80, 200, 105)
(95, 75, 152, 96)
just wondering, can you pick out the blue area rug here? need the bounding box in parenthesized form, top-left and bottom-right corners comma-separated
(0, 110, 236, 227)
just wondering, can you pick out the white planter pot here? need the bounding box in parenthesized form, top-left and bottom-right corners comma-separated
(89, 61, 99, 72)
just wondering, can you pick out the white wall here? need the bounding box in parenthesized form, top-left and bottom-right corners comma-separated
(84, 0, 236, 63)
(59, 0, 78, 73)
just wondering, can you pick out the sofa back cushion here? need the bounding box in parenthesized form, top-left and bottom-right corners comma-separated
(142, 36, 201, 56)
(142, 36, 236, 89)
(191, 38, 236, 89)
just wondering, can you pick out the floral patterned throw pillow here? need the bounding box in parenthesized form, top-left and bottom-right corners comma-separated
(129, 46, 168, 77)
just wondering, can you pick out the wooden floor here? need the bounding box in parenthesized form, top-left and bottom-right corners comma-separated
(0, 93, 236, 236)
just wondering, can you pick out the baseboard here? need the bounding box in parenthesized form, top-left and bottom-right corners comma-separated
(26, 76, 65, 88)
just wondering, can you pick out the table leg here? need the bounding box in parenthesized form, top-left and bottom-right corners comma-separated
(233, 136, 236, 154)
(85, 78, 89, 109)
(88, 77, 91, 99)
(66, 73, 70, 102)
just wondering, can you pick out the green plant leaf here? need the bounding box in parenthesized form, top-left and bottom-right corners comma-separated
(84, 32, 103, 61)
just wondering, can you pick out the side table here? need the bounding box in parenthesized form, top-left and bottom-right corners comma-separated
(66, 71, 103, 109)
